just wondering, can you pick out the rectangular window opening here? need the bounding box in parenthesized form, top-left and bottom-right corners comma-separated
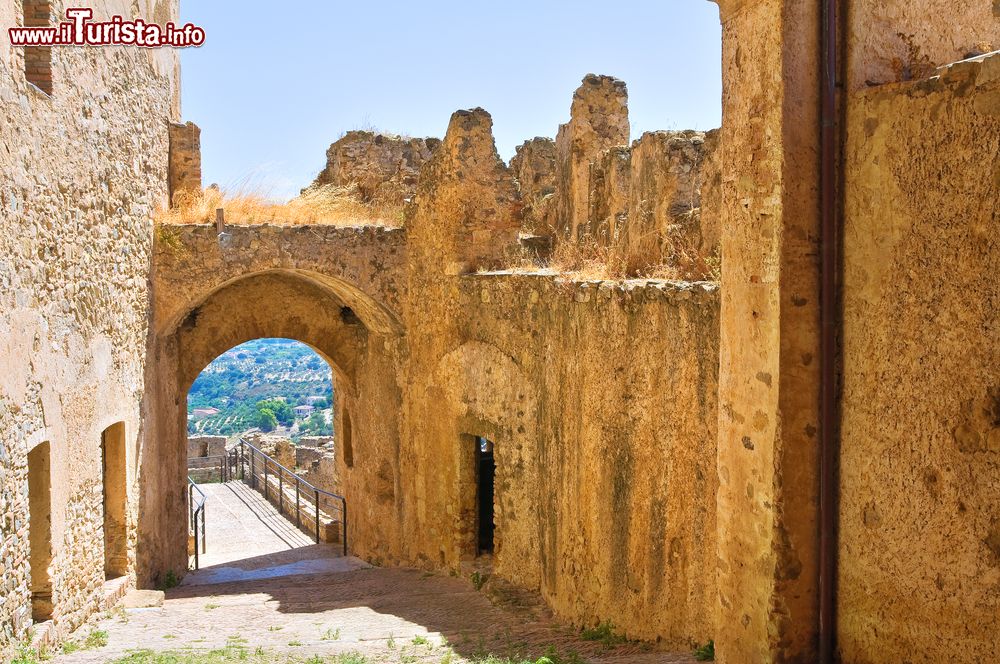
(102, 423, 129, 579)
(22, 1, 53, 95)
(28, 441, 53, 622)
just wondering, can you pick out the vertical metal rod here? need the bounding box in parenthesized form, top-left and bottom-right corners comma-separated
(279, 469, 284, 514)
(193, 507, 200, 570)
(264, 458, 269, 500)
(296, 478, 301, 527)
(202, 505, 207, 554)
(314, 489, 320, 544)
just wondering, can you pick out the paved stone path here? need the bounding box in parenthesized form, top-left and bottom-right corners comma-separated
(52, 481, 694, 664)
(185, 482, 363, 586)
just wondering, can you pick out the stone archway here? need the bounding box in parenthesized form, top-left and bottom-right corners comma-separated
(139, 268, 405, 585)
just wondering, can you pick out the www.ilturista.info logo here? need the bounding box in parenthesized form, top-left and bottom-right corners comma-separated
(9, 8, 204, 48)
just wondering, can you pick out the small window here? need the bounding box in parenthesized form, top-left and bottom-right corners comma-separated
(342, 409, 354, 468)
(102, 423, 128, 579)
(22, 1, 53, 94)
(28, 441, 53, 621)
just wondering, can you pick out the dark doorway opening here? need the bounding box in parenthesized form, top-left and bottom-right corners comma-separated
(476, 436, 495, 555)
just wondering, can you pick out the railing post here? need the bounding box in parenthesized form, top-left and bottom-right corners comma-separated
(264, 458, 269, 500)
(202, 505, 207, 554)
(295, 478, 301, 528)
(315, 489, 320, 544)
(193, 506, 200, 571)
(279, 469, 284, 515)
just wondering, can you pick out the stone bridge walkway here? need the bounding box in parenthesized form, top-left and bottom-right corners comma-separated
(52, 481, 694, 664)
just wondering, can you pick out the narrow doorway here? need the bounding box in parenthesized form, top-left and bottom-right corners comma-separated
(27, 442, 53, 622)
(102, 423, 128, 579)
(475, 436, 495, 555)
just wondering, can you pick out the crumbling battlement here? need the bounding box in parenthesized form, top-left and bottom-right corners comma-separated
(306, 130, 440, 205)
(272, 74, 721, 278)
(509, 137, 558, 237)
(168, 121, 202, 204)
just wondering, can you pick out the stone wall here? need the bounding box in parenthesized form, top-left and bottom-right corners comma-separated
(306, 130, 439, 206)
(186, 435, 226, 459)
(839, 52, 1000, 663)
(385, 108, 721, 647)
(457, 276, 720, 647)
(521, 75, 720, 278)
(168, 122, 201, 204)
(509, 137, 557, 237)
(711, 1, 823, 661)
(553, 75, 630, 241)
(286, 75, 722, 278)
(0, 0, 179, 655)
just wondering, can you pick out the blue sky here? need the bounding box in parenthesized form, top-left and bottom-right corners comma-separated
(179, 2, 721, 201)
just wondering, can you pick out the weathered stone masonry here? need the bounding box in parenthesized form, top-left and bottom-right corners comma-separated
(3, 1, 1000, 663)
(0, 0, 180, 653)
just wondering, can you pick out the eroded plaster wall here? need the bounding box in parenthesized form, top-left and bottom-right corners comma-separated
(839, 53, 1000, 664)
(848, 0, 999, 89)
(0, 0, 179, 653)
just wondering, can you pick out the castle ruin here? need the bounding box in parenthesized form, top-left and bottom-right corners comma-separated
(2, 1, 999, 662)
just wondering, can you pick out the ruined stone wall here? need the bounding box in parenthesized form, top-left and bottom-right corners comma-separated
(306, 130, 439, 206)
(383, 106, 721, 647)
(553, 75, 629, 241)
(521, 75, 720, 278)
(455, 276, 720, 647)
(0, 0, 179, 653)
(839, 53, 1000, 664)
(168, 121, 201, 204)
(625, 131, 712, 273)
(509, 137, 557, 237)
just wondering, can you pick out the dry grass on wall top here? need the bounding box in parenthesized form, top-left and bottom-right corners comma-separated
(156, 183, 405, 227)
(507, 228, 721, 283)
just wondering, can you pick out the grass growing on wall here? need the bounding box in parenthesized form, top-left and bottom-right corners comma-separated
(157, 183, 404, 228)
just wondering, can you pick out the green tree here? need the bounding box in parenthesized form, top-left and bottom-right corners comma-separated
(301, 411, 331, 436)
(254, 408, 278, 432)
(257, 399, 294, 427)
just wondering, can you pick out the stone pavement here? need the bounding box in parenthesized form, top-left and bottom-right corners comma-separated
(50, 481, 694, 663)
(184, 482, 362, 586)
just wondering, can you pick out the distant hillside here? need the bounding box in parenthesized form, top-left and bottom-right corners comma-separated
(187, 338, 334, 440)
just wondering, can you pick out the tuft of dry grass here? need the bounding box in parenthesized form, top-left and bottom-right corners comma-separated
(507, 228, 720, 283)
(156, 182, 405, 227)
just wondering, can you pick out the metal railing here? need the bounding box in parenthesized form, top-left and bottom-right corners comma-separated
(187, 477, 207, 570)
(234, 438, 348, 556)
